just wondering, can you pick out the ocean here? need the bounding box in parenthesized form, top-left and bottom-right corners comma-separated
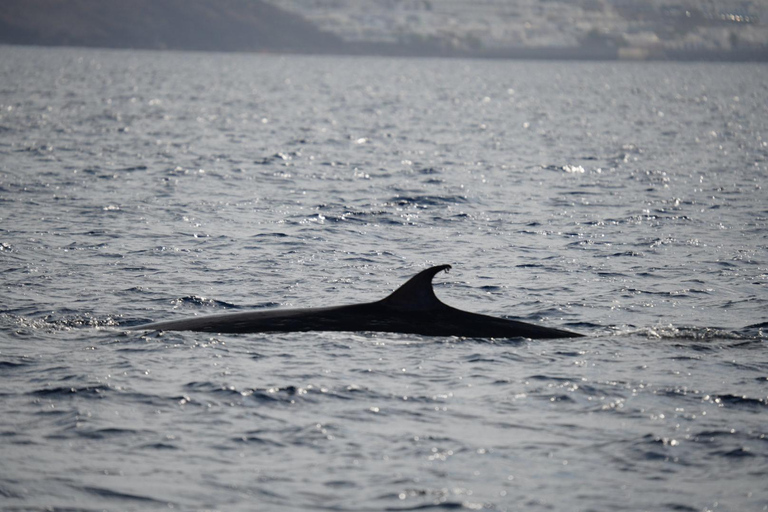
(0, 45, 766, 511)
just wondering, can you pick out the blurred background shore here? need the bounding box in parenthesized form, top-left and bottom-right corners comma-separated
(1, 0, 767, 61)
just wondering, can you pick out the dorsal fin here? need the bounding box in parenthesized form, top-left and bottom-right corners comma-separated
(380, 264, 452, 311)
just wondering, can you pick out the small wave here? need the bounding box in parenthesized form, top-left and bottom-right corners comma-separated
(184, 380, 392, 407)
(709, 447, 756, 459)
(255, 151, 300, 165)
(661, 504, 698, 512)
(739, 322, 768, 340)
(384, 502, 466, 511)
(185, 381, 250, 397)
(0, 483, 25, 499)
(80, 485, 169, 505)
(628, 434, 688, 463)
(75, 427, 142, 440)
(707, 394, 766, 408)
(619, 325, 750, 341)
(0, 359, 33, 370)
(137, 441, 180, 450)
(526, 375, 575, 382)
(610, 251, 645, 257)
(233, 432, 286, 448)
(691, 430, 737, 441)
(387, 195, 469, 208)
(4, 313, 124, 332)
(251, 232, 289, 238)
(30, 385, 112, 398)
(183, 381, 314, 405)
(542, 164, 586, 174)
(172, 296, 240, 309)
(119, 165, 148, 172)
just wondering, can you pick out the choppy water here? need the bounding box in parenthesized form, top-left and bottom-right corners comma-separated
(1, 45, 767, 511)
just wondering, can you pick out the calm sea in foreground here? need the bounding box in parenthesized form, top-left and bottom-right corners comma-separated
(1, 45, 766, 511)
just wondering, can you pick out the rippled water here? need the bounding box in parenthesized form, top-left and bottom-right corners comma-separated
(1, 45, 767, 511)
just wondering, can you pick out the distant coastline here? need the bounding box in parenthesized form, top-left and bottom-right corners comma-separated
(1, 0, 766, 62)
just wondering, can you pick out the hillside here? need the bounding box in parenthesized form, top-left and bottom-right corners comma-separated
(0, 0, 345, 53)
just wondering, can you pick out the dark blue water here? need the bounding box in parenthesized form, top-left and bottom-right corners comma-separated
(1, 45, 766, 511)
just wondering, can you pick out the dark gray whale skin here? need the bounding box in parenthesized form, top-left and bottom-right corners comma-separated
(129, 265, 583, 339)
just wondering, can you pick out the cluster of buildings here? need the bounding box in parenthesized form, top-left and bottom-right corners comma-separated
(265, 0, 768, 59)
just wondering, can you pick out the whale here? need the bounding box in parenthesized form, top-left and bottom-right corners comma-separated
(129, 264, 583, 339)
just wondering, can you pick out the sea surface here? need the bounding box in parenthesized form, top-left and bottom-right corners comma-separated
(0, 45, 766, 512)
